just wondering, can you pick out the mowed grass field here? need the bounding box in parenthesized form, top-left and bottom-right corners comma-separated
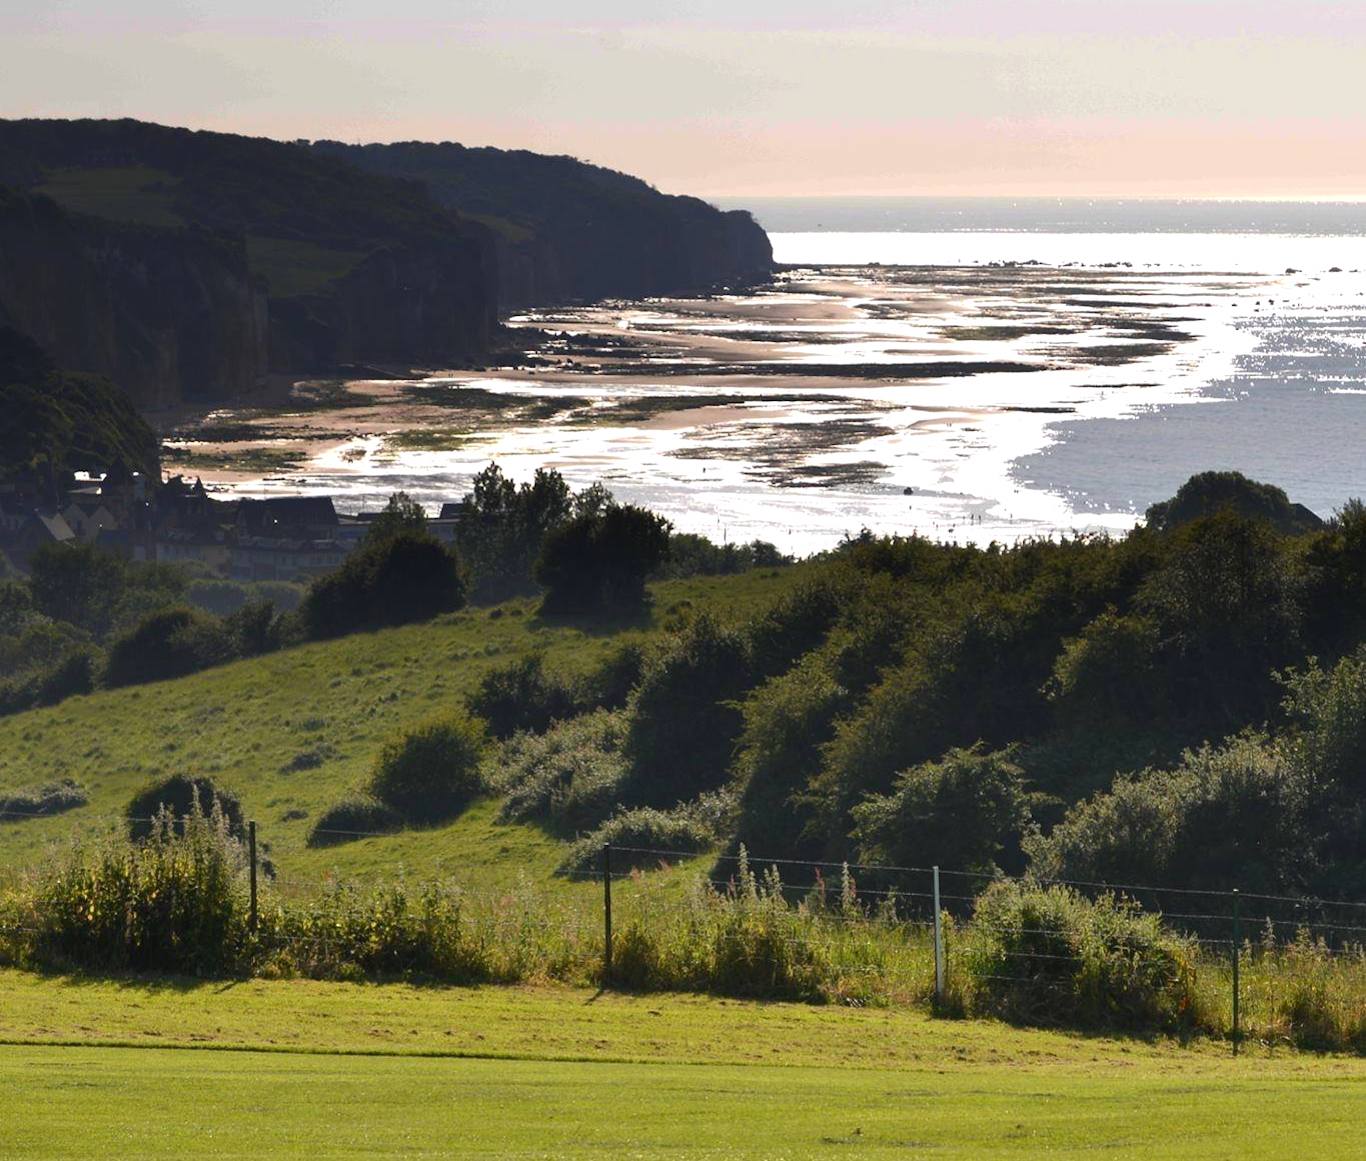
(0, 972, 1360, 1159)
(0, 571, 801, 891)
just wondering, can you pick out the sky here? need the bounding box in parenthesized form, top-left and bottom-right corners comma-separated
(4, 1, 1366, 198)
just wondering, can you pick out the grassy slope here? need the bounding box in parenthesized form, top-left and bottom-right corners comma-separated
(0, 973, 1360, 1159)
(0, 571, 800, 890)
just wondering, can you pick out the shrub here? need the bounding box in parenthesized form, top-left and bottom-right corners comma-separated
(368, 713, 487, 824)
(126, 774, 245, 842)
(103, 606, 234, 688)
(851, 745, 1033, 876)
(498, 708, 630, 832)
(31, 804, 251, 975)
(560, 792, 733, 876)
(1026, 735, 1318, 896)
(577, 641, 647, 711)
(302, 531, 466, 639)
(623, 614, 754, 805)
(963, 881, 1203, 1034)
(535, 502, 671, 614)
(466, 653, 577, 739)
(307, 796, 403, 847)
(0, 778, 87, 822)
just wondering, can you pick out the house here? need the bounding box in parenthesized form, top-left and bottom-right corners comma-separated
(62, 495, 120, 542)
(3, 510, 76, 568)
(229, 536, 346, 582)
(236, 496, 339, 540)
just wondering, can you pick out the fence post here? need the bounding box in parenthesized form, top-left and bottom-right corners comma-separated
(1231, 888, 1241, 1056)
(248, 820, 258, 934)
(932, 865, 945, 1006)
(602, 842, 613, 984)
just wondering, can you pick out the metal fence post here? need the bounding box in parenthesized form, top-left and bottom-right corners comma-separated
(602, 842, 613, 984)
(1231, 888, 1241, 1055)
(932, 865, 945, 1006)
(248, 820, 258, 934)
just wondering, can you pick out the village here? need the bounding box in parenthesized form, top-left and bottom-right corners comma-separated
(0, 465, 462, 582)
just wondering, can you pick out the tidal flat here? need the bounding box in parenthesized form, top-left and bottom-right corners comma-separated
(160, 263, 1363, 551)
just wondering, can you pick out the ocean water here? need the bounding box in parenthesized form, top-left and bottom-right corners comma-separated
(196, 200, 1366, 550)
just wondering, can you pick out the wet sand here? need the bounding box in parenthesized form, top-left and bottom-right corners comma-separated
(162, 262, 1342, 551)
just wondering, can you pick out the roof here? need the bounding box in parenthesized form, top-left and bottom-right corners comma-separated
(237, 496, 339, 530)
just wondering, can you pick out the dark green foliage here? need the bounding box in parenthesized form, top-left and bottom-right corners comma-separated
(746, 575, 845, 679)
(26, 542, 127, 638)
(103, 606, 234, 688)
(126, 774, 244, 842)
(301, 531, 465, 639)
(466, 653, 577, 739)
(453, 464, 576, 603)
(306, 796, 403, 848)
(223, 599, 288, 658)
(31, 806, 250, 975)
(0, 777, 86, 822)
(362, 491, 429, 547)
(0, 325, 159, 480)
(851, 746, 1033, 876)
(576, 641, 647, 711)
(655, 534, 790, 579)
(561, 794, 733, 876)
(731, 654, 847, 858)
(1026, 735, 1315, 895)
(1136, 511, 1302, 727)
(623, 615, 754, 805)
(187, 577, 304, 617)
(31, 645, 97, 705)
(367, 713, 487, 824)
(498, 709, 631, 833)
(535, 502, 672, 615)
(964, 881, 1202, 1034)
(1145, 470, 1322, 535)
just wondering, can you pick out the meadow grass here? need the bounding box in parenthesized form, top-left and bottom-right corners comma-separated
(34, 165, 185, 228)
(0, 974, 1361, 1160)
(0, 571, 803, 887)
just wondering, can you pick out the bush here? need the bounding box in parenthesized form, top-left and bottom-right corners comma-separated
(851, 745, 1033, 876)
(622, 614, 754, 805)
(103, 606, 234, 688)
(0, 778, 87, 822)
(1026, 735, 1318, 896)
(577, 641, 647, 711)
(535, 502, 671, 614)
(302, 532, 466, 639)
(30, 804, 251, 974)
(964, 881, 1203, 1034)
(126, 774, 245, 842)
(560, 793, 733, 876)
(307, 796, 403, 848)
(466, 653, 577, 739)
(368, 713, 487, 824)
(498, 708, 631, 832)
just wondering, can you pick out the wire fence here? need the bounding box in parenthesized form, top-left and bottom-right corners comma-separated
(2, 810, 1363, 1051)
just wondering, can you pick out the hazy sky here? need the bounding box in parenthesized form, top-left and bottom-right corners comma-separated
(5, 1, 1366, 198)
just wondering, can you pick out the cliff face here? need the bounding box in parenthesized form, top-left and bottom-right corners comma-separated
(0, 189, 266, 409)
(311, 141, 774, 309)
(0, 119, 499, 405)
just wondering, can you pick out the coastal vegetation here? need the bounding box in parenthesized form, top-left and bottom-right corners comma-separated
(0, 469, 1363, 1050)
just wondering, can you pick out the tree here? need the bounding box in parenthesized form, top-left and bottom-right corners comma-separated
(103, 607, 234, 688)
(363, 491, 428, 547)
(301, 531, 466, 639)
(27, 542, 126, 637)
(452, 464, 575, 602)
(851, 745, 1032, 876)
(535, 502, 671, 614)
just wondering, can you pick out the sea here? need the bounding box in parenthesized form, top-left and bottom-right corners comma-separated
(193, 198, 1366, 553)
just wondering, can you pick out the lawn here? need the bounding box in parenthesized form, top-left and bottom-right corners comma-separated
(0, 973, 1360, 1159)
